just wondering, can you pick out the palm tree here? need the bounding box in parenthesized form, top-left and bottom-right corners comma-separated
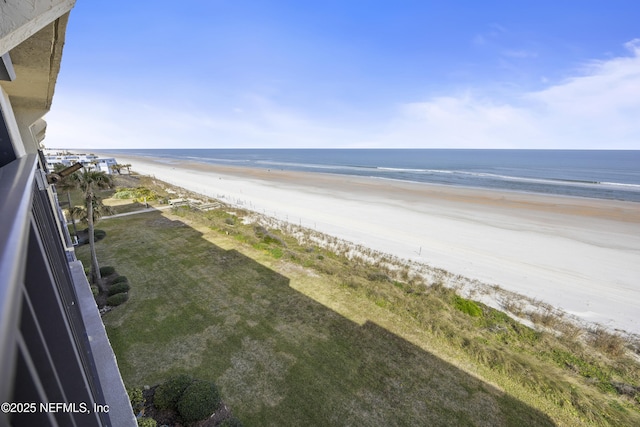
(123, 163, 132, 174)
(69, 168, 114, 290)
(112, 163, 126, 175)
(69, 195, 113, 231)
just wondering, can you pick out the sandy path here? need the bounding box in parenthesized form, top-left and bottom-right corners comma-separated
(107, 154, 640, 334)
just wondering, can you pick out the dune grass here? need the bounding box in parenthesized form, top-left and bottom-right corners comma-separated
(74, 181, 640, 426)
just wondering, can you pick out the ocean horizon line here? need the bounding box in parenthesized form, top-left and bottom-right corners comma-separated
(86, 148, 640, 203)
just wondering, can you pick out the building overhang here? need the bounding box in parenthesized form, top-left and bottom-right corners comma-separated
(1, 1, 75, 152)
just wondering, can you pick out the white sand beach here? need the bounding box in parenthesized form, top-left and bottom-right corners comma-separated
(108, 154, 640, 335)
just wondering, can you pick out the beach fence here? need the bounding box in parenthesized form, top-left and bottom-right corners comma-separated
(168, 198, 221, 211)
(168, 198, 189, 207)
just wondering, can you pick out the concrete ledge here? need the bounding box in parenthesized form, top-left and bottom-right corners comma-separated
(70, 260, 136, 427)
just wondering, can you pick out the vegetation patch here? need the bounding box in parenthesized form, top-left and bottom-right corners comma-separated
(453, 295, 483, 317)
(589, 327, 627, 357)
(112, 275, 128, 285)
(108, 282, 131, 296)
(114, 186, 161, 202)
(106, 292, 129, 306)
(136, 417, 157, 427)
(75, 177, 640, 426)
(100, 265, 116, 276)
(127, 386, 144, 414)
(130, 375, 236, 426)
(177, 380, 222, 423)
(154, 374, 193, 411)
(547, 349, 616, 392)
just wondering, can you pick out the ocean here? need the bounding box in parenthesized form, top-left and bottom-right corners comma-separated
(99, 149, 640, 202)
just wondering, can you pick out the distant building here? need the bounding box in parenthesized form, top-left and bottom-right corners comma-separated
(43, 150, 119, 174)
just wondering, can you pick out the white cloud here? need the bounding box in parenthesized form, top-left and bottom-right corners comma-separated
(45, 40, 640, 149)
(44, 93, 361, 149)
(376, 95, 541, 148)
(375, 39, 640, 148)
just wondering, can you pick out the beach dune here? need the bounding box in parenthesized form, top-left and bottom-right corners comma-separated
(109, 155, 640, 335)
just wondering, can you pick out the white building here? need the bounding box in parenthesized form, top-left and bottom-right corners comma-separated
(44, 151, 119, 174)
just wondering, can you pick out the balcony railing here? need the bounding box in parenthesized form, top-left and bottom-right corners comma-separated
(0, 154, 135, 426)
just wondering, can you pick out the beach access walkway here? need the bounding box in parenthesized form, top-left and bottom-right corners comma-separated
(101, 205, 172, 220)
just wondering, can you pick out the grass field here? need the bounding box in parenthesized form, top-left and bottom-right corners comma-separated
(74, 177, 640, 426)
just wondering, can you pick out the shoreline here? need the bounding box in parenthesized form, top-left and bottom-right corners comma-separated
(104, 153, 640, 335)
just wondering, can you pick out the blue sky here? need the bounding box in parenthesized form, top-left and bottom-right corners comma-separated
(45, 1, 640, 149)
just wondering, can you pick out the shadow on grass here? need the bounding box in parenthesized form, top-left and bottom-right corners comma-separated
(82, 209, 556, 426)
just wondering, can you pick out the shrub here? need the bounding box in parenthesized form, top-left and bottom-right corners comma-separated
(137, 417, 157, 427)
(112, 275, 128, 285)
(154, 375, 193, 411)
(367, 271, 391, 282)
(114, 187, 159, 202)
(127, 387, 144, 412)
(100, 266, 116, 276)
(109, 282, 131, 296)
(590, 327, 626, 357)
(454, 295, 483, 317)
(114, 189, 136, 199)
(224, 217, 235, 225)
(106, 292, 129, 306)
(263, 234, 285, 246)
(177, 380, 221, 424)
(133, 187, 160, 202)
(254, 225, 268, 237)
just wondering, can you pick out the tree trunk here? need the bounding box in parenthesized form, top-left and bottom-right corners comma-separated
(87, 193, 104, 292)
(67, 191, 78, 241)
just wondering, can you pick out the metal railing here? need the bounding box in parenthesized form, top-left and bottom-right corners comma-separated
(0, 154, 132, 426)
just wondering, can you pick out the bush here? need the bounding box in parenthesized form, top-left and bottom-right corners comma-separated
(109, 282, 131, 296)
(106, 292, 129, 306)
(100, 266, 116, 276)
(114, 187, 159, 202)
(114, 189, 136, 199)
(154, 375, 193, 411)
(590, 327, 626, 357)
(112, 275, 128, 285)
(137, 417, 157, 427)
(177, 380, 221, 424)
(454, 295, 483, 317)
(127, 387, 144, 412)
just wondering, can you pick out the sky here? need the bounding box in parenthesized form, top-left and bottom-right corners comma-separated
(44, 1, 640, 149)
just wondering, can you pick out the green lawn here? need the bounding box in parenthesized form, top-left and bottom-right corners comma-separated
(75, 201, 640, 426)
